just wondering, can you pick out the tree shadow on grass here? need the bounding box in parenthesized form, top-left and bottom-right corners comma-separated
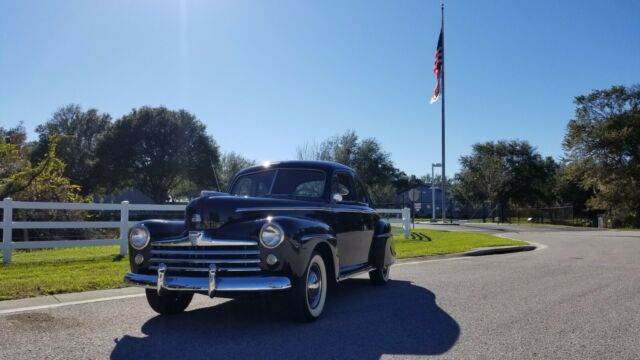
(411, 232, 432, 241)
(111, 279, 459, 360)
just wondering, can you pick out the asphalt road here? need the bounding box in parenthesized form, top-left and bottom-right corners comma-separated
(1, 225, 640, 359)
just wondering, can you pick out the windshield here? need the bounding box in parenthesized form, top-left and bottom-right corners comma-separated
(230, 169, 326, 198)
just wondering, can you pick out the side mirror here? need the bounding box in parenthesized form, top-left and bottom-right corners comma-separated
(332, 193, 343, 203)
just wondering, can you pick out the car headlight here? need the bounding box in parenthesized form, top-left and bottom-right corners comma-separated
(129, 225, 150, 250)
(260, 222, 284, 248)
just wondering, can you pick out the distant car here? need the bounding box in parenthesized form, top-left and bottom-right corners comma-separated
(124, 160, 395, 321)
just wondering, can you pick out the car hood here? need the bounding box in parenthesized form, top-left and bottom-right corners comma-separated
(185, 195, 325, 232)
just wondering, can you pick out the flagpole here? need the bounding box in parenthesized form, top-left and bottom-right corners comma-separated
(440, 3, 446, 223)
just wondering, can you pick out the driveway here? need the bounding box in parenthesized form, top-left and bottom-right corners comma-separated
(1, 225, 639, 359)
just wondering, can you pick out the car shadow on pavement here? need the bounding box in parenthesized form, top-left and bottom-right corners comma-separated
(111, 279, 460, 359)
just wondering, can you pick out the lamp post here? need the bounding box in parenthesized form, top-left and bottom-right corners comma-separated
(431, 163, 442, 222)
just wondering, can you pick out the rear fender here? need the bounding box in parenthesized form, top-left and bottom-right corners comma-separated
(370, 219, 395, 269)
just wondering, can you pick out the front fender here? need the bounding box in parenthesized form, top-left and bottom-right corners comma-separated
(264, 216, 338, 281)
(209, 216, 337, 279)
(140, 219, 186, 239)
(128, 220, 186, 272)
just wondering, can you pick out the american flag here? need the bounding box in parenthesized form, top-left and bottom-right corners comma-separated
(430, 28, 443, 104)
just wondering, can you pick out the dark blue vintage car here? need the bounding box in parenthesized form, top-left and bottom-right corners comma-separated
(125, 160, 395, 321)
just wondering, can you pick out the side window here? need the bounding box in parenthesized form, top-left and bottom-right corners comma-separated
(354, 178, 369, 204)
(333, 172, 356, 202)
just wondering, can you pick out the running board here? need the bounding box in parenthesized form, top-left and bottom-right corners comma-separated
(337, 265, 375, 282)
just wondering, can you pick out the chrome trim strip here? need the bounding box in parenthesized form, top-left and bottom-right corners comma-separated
(267, 168, 279, 194)
(125, 272, 292, 292)
(150, 258, 260, 264)
(218, 266, 261, 272)
(208, 264, 217, 297)
(235, 207, 376, 214)
(236, 206, 328, 212)
(150, 249, 259, 256)
(300, 234, 336, 242)
(149, 265, 261, 272)
(153, 237, 258, 247)
(157, 263, 166, 295)
(375, 232, 392, 238)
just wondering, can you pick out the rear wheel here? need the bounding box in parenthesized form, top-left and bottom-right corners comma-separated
(290, 253, 328, 322)
(145, 289, 193, 315)
(369, 264, 390, 285)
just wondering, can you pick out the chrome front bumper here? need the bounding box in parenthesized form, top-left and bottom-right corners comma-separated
(125, 264, 291, 297)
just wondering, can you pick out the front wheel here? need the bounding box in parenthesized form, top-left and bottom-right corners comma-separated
(290, 253, 328, 322)
(145, 289, 193, 315)
(369, 264, 391, 285)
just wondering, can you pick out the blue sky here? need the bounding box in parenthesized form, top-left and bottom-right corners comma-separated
(1, 0, 639, 176)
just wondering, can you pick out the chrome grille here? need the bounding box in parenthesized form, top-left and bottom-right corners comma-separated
(150, 240, 261, 274)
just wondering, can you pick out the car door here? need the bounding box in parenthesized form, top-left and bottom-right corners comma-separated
(331, 171, 373, 269)
(352, 176, 375, 263)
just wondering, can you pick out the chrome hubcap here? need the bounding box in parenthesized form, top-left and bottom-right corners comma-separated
(306, 263, 322, 309)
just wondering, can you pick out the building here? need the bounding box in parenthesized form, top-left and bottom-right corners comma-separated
(394, 184, 447, 218)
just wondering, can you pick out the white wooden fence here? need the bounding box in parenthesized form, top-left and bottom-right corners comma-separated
(376, 208, 412, 239)
(1, 198, 411, 264)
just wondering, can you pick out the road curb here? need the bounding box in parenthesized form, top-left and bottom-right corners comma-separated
(415, 221, 460, 226)
(463, 245, 537, 256)
(395, 243, 538, 264)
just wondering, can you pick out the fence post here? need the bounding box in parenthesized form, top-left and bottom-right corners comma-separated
(2, 198, 13, 264)
(402, 207, 411, 239)
(119, 201, 130, 256)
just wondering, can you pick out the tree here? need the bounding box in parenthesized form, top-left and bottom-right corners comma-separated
(32, 104, 112, 195)
(452, 140, 557, 221)
(1, 132, 90, 242)
(0, 124, 30, 189)
(296, 130, 398, 205)
(451, 151, 503, 221)
(0, 134, 89, 203)
(218, 152, 256, 191)
(94, 106, 220, 203)
(563, 85, 640, 226)
(553, 161, 594, 219)
(391, 171, 426, 193)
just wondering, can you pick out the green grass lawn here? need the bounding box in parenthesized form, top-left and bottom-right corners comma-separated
(393, 228, 526, 258)
(0, 229, 526, 300)
(0, 246, 128, 301)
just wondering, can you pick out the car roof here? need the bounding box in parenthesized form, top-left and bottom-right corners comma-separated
(235, 160, 354, 176)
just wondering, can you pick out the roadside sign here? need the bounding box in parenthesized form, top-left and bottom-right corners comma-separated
(408, 189, 421, 202)
(414, 203, 422, 211)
